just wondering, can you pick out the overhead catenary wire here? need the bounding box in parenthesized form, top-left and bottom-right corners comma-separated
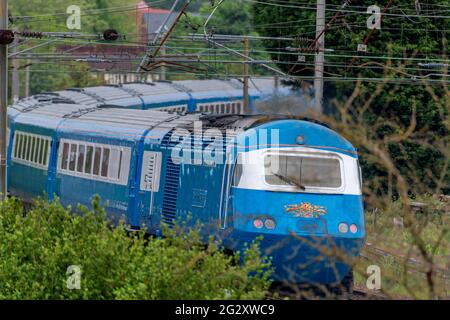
(244, 0, 450, 19)
(5, 0, 448, 93)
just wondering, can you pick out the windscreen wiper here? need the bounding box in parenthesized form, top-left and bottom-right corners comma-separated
(272, 173, 306, 191)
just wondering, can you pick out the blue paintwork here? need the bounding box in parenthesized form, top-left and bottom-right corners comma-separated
(225, 189, 365, 282)
(234, 120, 357, 158)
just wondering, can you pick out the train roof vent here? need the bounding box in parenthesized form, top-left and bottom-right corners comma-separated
(50, 98, 76, 104)
(155, 80, 172, 84)
(98, 104, 126, 109)
(37, 92, 60, 97)
(63, 107, 99, 119)
(124, 81, 156, 86)
(170, 82, 193, 93)
(199, 114, 247, 130)
(66, 88, 85, 93)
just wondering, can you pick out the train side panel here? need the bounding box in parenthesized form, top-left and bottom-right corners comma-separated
(8, 122, 56, 202)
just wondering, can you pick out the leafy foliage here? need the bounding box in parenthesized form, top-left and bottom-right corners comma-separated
(0, 197, 272, 300)
(8, 0, 142, 96)
(252, 0, 449, 195)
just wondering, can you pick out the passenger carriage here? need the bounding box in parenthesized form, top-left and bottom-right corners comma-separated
(16, 78, 292, 114)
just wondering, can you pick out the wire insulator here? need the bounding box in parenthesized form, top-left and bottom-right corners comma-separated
(103, 29, 119, 41)
(0, 29, 15, 45)
(20, 31, 43, 39)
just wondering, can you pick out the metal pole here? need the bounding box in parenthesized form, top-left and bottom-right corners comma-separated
(314, 0, 325, 113)
(11, 30, 19, 102)
(137, 0, 187, 72)
(160, 46, 166, 81)
(0, 0, 8, 199)
(25, 56, 30, 97)
(243, 37, 249, 114)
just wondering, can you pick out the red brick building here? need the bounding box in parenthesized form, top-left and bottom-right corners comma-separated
(57, 1, 176, 84)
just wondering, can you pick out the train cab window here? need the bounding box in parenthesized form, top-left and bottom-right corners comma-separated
(264, 154, 342, 190)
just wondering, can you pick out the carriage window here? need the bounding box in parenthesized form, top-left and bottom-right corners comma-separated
(69, 144, 77, 171)
(61, 143, 69, 170)
(43, 140, 50, 165)
(26, 136, 33, 161)
(107, 149, 121, 180)
(93, 147, 102, 176)
(264, 154, 342, 189)
(38, 139, 45, 165)
(77, 145, 86, 173)
(101, 148, 110, 177)
(58, 139, 131, 185)
(14, 133, 22, 158)
(85, 146, 94, 174)
(12, 132, 51, 168)
(35, 138, 41, 163)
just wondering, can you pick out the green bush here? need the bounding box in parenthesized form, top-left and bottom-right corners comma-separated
(0, 197, 272, 300)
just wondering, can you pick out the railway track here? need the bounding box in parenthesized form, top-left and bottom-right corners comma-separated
(267, 241, 450, 300)
(362, 243, 450, 283)
(267, 284, 386, 300)
(361, 243, 449, 298)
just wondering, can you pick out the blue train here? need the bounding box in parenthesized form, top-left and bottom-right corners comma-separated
(17, 78, 294, 114)
(7, 79, 365, 289)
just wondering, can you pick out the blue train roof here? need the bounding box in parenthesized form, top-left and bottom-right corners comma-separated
(8, 99, 356, 156)
(13, 78, 289, 111)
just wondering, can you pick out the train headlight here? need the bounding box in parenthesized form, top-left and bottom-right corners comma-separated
(264, 219, 276, 230)
(350, 224, 358, 234)
(253, 219, 264, 229)
(338, 223, 349, 234)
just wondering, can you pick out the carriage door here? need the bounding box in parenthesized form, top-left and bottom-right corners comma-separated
(140, 151, 163, 226)
(219, 150, 235, 230)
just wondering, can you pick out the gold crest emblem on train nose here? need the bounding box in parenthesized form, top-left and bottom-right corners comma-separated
(285, 202, 327, 218)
